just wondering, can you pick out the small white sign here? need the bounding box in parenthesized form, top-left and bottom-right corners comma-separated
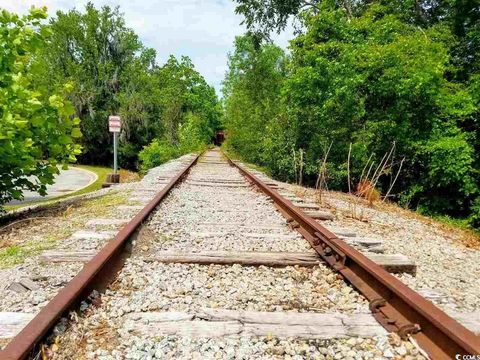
(109, 115, 121, 133)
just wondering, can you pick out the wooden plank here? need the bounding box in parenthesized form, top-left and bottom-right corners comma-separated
(117, 205, 145, 212)
(86, 218, 128, 227)
(327, 227, 357, 238)
(147, 251, 416, 274)
(148, 251, 320, 267)
(344, 238, 384, 253)
(7, 283, 28, 294)
(367, 254, 416, 275)
(185, 181, 249, 188)
(39, 250, 97, 263)
(304, 211, 335, 220)
(244, 233, 299, 240)
(417, 288, 447, 302)
(38, 250, 415, 274)
(128, 197, 152, 203)
(188, 179, 245, 184)
(448, 312, 480, 335)
(123, 309, 386, 339)
(191, 232, 297, 240)
(18, 278, 39, 291)
(293, 203, 320, 210)
(195, 223, 289, 231)
(71, 230, 117, 240)
(0, 313, 35, 339)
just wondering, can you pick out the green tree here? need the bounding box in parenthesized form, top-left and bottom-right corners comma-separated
(223, 35, 288, 173)
(0, 7, 81, 208)
(34, 3, 147, 165)
(228, 1, 480, 226)
(138, 56, 221, 172)
(33, 3, 221, 171)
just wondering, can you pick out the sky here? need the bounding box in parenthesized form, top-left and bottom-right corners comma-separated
(2, 0, 294, 94)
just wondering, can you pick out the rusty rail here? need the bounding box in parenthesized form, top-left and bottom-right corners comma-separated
(1, 154, 200, 360)
(227, 157, 480, 359)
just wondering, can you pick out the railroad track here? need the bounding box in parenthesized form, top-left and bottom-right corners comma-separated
(0, 149, 479, 359)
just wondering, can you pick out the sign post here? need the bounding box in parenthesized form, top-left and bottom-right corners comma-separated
(105, 116, 121, 186)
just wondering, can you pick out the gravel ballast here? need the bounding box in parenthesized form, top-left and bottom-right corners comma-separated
(49, 150, 426, 359)
(0, 155, 196, 351)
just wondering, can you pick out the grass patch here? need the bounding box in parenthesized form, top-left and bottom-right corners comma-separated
(431, 214, 480, 247)
(0, 192, 129, 268)
(4, 165, 139, 212)
(0, 236, 57, 268)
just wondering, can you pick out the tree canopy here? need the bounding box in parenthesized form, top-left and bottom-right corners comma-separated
(0, 3, 220, 208)
(33, 3, 221, 170)
(227, 0, 480, 227)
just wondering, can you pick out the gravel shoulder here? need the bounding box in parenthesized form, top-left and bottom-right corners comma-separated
(0, 155, 196, 351)
(277, 182, 480, 316)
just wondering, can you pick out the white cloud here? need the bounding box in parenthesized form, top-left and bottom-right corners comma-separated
(1, 0, 294, 93)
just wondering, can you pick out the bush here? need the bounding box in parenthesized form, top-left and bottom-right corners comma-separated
(0, 8, 81, 208)
(469, 198, 480, 228)
(138, 140, 180, 173)
(178, 113, 211, 154)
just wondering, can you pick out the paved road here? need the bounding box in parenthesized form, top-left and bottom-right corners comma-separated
(8, 167, 97, 205)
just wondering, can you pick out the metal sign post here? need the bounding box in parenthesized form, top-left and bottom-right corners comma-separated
(113, 131, 118, 174)
(104, 115, 121, 186)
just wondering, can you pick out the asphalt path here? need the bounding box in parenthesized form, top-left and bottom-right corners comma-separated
(8, 167, 97, 205)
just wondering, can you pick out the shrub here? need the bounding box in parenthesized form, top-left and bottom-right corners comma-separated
(469, 198, 480, 229)
(138, 140, 180, 173)
(0, 8, 81, 208)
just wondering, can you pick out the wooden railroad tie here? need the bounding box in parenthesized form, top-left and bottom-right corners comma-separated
(122, 308, 387, 339)
(39, 250, 416, 275)
(2, 308, 478, 341)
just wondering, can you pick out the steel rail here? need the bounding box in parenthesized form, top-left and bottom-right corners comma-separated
(227, 156, 480, 359)
(1, 154, 200, 360)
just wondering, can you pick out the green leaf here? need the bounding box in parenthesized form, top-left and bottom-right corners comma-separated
(71, 128, 82, 138)
(58, 135, 72, 144)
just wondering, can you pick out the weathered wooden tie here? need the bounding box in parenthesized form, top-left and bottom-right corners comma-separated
(0, 313, 35, 339)
(39, 250, 416, 274)
(122, 308, 387, 339)
(303, 210, 335, 220)
(86, 218, 129, 227)
(185, 181, 249, 188)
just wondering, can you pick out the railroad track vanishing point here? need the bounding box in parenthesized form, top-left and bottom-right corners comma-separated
(1, 148, 479, 359)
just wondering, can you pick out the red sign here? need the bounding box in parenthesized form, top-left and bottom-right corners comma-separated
(109, 115, 121, 132)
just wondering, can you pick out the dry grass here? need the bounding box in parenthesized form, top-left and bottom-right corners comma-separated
(45, 316, 119, 360)
(287, 183, 480, 249)
(356, 179, 381, 205)
(119, 169, 141, 183)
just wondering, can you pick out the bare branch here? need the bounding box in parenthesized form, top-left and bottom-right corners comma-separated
(383, 157, 405, 202)
(360, 153, 374, 182)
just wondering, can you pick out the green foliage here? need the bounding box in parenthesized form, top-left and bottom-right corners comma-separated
(33, 3, 145, 165)
(0, 7, 81, 207)
(139, 110, 214, 173)
(138, 139, 180, 172)
(33, 3, 221, 170)
(227, 0, 480, 227)
(137, 56, 221, 172)
(223, 35, 288, 175)
(284, 4, 477, 211)
(470, 197, 480, 228)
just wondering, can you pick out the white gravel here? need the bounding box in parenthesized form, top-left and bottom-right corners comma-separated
(278, 180, 480, 315)
(0, 155, 197, 350)
(49, 151, 425, 359)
